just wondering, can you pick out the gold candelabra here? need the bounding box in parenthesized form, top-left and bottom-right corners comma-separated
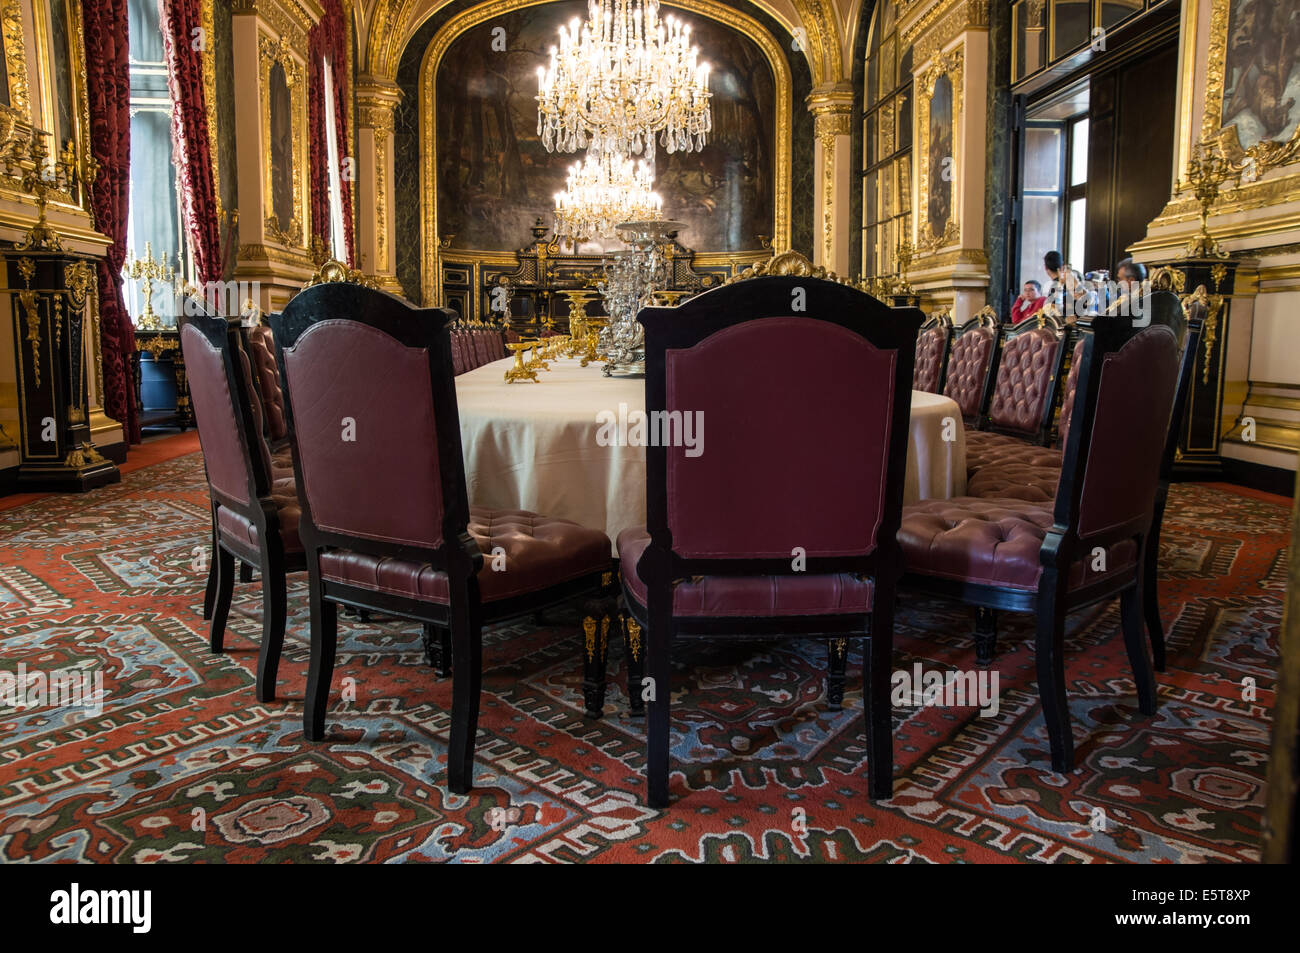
(1, 129, 97, 252)
(1183, 139, 1238, 259)
(895, 237, 915, 295)
(124, 241, 177, 331)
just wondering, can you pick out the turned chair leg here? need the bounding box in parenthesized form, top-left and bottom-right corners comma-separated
(422, 623, 452, 677)
(303, 579, 338, 742)
(210, 547, 235, 655)
(625, 612, 646, 717)
(866, 597, 895, 800)
(202, 532, 218, 621)
(1034, 576, 1074, 773)
(974, 607, 998, 666)
(827, 638, 848, 711)
(581, 609, 611, 719)
(447, 589, 483, 795)
(646, 612, 672, 808)
(1142, 527, 1167, 672)
(1121, 581, 1158, 717)
(256, 562, 287, 703)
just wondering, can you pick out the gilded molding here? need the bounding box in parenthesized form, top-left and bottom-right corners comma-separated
(416, 0, 795, 306)
(1200, 0, 1300, 176)
(916, 45, 964, 255)
(913, 0, 989, 67)
(789, 0, 843, 86)
(259, 31, 308, 248)
(0, 0, 31, 121)
(375, 126, 388, 271)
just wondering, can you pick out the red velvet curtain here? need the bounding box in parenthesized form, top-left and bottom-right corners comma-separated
(81, 0, 139, 445)
(158, 0, 223, 286)
(309, 0, 355, 266)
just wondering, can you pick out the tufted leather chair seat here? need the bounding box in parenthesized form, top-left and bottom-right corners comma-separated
(216, 477, 303, 554)
(986, 327, 1059, 436)
(617, 526, 874, 616)
(1055, 337, 1086, 449)
(942, 326, 995, 420)
(898, 497, 1137, 591)
(963, 430, 1062, 475)
(965, 462, 1060, 503)
(318, 506, 611, 604)
(246, 326, 289, 442)
(913, 326, 947, 393)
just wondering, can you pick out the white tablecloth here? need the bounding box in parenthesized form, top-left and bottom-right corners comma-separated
(456, 356, 966, 551)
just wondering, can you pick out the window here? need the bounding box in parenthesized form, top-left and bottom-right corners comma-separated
(860, 1, 912, 279)
(1016, 83, 1089, 288)
(125, 0, 186, 323)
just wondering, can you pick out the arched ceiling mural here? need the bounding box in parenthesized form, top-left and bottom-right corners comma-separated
(348, 0, 859, 85)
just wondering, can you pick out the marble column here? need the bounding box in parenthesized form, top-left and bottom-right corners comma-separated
(354, 77, 403, 293)
(808, 83, 855, 277)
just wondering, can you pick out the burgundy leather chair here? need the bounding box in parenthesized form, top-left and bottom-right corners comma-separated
(973, 316, 1066, 438)
(450, 331, 468, 376)
(960, 294, 1197, 673)
(912, 312, 952, 394)
(270, 283, 614, 794)
(896, 312, 1183, 772)
(471, 330, 492, 368)
(617, 275, 922, 807)
(180, 308, 305, 703)
(245, 325, 290, 447)
(941, 311, 1001, 424)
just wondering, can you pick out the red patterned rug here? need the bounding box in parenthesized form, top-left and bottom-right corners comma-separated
(0, 448, 1289, 863)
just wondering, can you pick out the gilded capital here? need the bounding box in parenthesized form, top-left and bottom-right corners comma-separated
(807, 82, 854, 138)
(355, 76, 403, 132)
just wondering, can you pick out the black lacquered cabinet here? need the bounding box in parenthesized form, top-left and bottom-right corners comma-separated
(4, 248, 120, 492)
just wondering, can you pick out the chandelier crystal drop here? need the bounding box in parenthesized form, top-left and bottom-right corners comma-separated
(536, 0, 713, 159)
(553, 150, 664, 243)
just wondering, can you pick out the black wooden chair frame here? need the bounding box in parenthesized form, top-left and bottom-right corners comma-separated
(900, 314, 1190, 772)
(624, 276, 922, 807)
(271, 284, 612, 795)
(180, 308, 305, 703)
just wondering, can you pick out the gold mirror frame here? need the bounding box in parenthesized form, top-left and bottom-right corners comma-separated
(259, 32, 307, 249)
(415, 0, 795, 307)
(915, 44, 963, 255)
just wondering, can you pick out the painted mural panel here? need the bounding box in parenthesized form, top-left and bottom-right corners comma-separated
(435, 0, 775, 253)
(1222, 0, 1300, 148)
(926, 74, 953, 240)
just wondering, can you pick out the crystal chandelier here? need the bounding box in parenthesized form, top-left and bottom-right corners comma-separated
(554, 150, 663, 243)
(536, 0, 713, 159)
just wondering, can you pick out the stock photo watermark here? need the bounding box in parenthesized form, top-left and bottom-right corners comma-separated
(0, 664, 106, 717)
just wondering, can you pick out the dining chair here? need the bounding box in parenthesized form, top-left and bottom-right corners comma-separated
(180, 308, 305, 702)
(912, 311, 952, 394)
(941, 308, 1001, 425)
(958, 291, 1197, 673)
(967, 313, 1067, 448)
(270, 282, 615, 794)
(616, 266, 922, 807)
(896, 310, 1184, 772)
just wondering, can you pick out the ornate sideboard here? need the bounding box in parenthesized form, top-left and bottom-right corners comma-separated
(437, 220, 737, 336)
(4, 248, 120, 492)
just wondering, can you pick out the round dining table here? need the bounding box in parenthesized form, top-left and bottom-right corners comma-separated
(455, 356, 967, 552)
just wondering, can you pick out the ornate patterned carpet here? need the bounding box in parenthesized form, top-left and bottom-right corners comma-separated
(0, 449, 1289, 863)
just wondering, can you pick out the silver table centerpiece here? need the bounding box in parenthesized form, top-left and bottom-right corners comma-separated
(597, 220, 685, 378)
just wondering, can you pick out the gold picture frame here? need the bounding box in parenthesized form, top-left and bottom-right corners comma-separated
(259, 31, 307, 249)
(915, 44, 963, 254)
(1201, 0, 1300, 176)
